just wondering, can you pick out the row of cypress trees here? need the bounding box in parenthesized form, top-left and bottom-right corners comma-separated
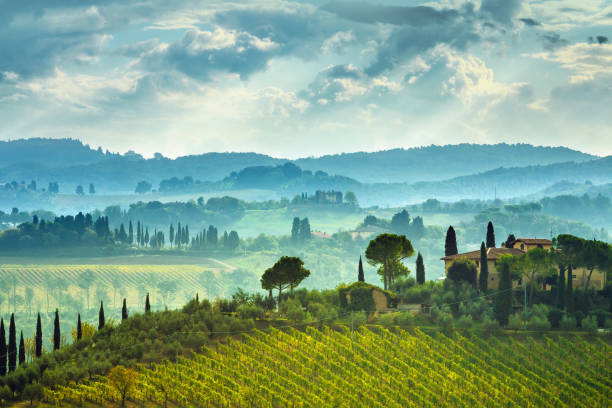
(0, 295, 143, 377)
(0, 315, 26, 376)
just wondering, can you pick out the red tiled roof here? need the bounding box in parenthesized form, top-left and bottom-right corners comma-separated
(515, 238, 553, 245)
(441, 247, 524, 261)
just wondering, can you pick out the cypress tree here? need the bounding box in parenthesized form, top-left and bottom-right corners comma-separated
(0, 319, 6, 376)
(494, 260, 512, 327)
(8, 314, 16, 373)
(478, 242, 489, 291)
(444, 226, 458, 256)
(566, 265, 574, 313)
(291, 217, 300, 243)
(358, 256, 365, 282)
(77, 314, 82, 341)
(557, 265, 566, 310)
(53, 309, 60, 351)
(122, 298, 128, 321)
(145, 293, 151, 313)
(18, 331, 25, 366)
(98, 301, 105, 330)
(416, 253, 425, 285)
(35, 313, 42, 357)
(486, 221, 496, 248)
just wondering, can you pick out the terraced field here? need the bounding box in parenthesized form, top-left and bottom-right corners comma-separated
(48, 326, 612, 407)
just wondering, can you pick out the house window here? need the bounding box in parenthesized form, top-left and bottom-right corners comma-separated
(572, 274, 576, 279)
(520, 244, 524, 250)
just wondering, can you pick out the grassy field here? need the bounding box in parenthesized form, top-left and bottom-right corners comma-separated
(46, 326, 612, 407)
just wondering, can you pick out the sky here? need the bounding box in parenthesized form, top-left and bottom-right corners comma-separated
(0, 0, 611, 158)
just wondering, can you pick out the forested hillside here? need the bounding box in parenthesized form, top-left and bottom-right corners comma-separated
(0, 140, 598, 194)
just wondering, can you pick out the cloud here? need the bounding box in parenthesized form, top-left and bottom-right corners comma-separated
(519, 18, 541, 26)
(480, 0, 525, 26)
(435, 46, 530, 111)
(137, 27, 279, 81)
(588, 35, 609, 44)
(538, 32, 569, 50)
(321, 2, 460, 26)
(530, 42, 612, 83)
(320, 30, 355, 54)
(300, 64, 401, 105)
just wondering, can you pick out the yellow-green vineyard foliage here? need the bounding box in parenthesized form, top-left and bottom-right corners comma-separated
(48, 327, 612, 407)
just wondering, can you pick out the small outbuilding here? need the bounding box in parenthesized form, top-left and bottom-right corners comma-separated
(339, 282, 397, 312)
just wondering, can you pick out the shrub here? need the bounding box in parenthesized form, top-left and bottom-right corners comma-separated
(508, 314, 523, 330)
(560, 314, 576, 330)
(352, 311, 367, 327)
(439, 312, 455, 335)
(456, 315, 473, 330)
(548, 309, 563, 328)
(377, 313, 395, 327)
(308, 302, 337, 322)
(528, 316, 551, 331)
(282, 298, 306, 322)
(575, 311, 584, 328)
(481, 315, 500, 331)
(393, 311, 414, 327)
(237, 304, 265, 320)
(581, 316, 598, 332)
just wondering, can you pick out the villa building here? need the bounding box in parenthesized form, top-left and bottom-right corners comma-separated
(441, 238, 606, 290)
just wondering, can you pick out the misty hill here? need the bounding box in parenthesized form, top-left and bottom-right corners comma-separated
(294, 143, 596, 183)
(0, 138, 110, 166)
(0, 139, 596, 192)
(527, 181, 612, 199)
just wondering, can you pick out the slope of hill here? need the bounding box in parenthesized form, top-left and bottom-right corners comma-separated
(48, 326, 611, 407)
(0, 138, 109, 166)
(295, 143, 596, 183)
(0, 140, 596, 192)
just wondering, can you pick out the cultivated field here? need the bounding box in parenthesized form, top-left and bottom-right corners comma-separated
(0, 259, 232, 315)
(47, 326, 612, 407)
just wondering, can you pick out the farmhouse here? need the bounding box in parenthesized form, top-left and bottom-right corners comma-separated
(440, 238, 606, 290)
(441, 247, 524, 290)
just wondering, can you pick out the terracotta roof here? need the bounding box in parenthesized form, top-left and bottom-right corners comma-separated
(515, 238, 553, 245)
(311, 231, 332, 239)
(441, 247, 524, 261)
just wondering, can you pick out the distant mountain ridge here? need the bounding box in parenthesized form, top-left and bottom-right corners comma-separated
(0, 139, 597, 192)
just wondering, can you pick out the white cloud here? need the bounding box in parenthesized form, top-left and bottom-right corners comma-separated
(435, 46, 529, 110)
(321, 30, 355, 54)
(530, 42, 612, 83)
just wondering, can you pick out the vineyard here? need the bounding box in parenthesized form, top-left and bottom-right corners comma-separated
(0, 263, 229, 313)
(48, 326, 612, 407)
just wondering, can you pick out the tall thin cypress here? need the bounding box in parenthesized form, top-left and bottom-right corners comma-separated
(18, 331, 25, 366)
(358, 256, 365, 282)
(444, 226, 458, 256)
(566, 265, 574, 313)
(122, 298, 128, 321)
(98, 301, 105, 330)
(557, 265, 566, 310)
(486, 221, 496, 248)
(35, 313, 42, 357)
(478, 242, 489, 291)
(77, 313, 82, 341)
(145, 293, 151, 313)
(416, 253, 425, 285)
(494, 260, 512, 327)
(8, 314, 16, 372)
(0, 319, 6, 376)
(53, 309, 61, 351)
